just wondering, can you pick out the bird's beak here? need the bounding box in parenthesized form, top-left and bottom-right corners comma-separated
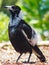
(4, 6, 12, 10)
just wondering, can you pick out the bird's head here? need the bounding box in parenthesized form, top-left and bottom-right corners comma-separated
(4, 5, 21, 16)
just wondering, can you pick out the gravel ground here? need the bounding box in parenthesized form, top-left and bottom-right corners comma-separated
(0, 42, 49, 65)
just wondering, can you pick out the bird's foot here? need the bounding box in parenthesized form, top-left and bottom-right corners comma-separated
(23, 61, 29, 63)
(23, 61, 36, 64)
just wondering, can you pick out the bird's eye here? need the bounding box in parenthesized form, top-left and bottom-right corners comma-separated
(12, 6, 15, 9)
(12, 5, 18, 10)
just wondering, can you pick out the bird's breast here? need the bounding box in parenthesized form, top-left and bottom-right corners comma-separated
(9, 27, 16, 38)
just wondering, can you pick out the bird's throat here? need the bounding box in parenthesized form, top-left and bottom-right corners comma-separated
(9, 14, 21, 27)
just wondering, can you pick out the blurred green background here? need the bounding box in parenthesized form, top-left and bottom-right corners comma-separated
(0, 0, 49, 42)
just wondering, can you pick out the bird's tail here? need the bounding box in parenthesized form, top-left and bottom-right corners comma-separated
(21, 30, 46, 62)
(32, 45, 46, 62)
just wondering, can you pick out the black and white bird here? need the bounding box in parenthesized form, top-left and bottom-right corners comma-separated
(4, 5, 46, 62)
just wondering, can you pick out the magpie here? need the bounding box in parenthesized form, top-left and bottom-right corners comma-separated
(4, 5, 46, 62)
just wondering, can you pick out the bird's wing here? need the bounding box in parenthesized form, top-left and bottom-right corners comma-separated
(21, 24, 46, 62)
(30, 28, 38, 46)
(21, 29, 37, 46)
(20, 20, 32, 39)
(20, 20, 37, 46)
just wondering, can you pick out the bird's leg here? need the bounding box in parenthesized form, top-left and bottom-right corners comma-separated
(16, 53, 22, 62)
(27, 53, 32, 62)
(32, 45, 46, 62)
(23, 53, 31, 63)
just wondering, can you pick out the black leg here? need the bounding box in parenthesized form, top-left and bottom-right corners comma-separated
(16, 53, 22, 62)
(27, 53, 32, 62)
(32, 45, 46, 62)
(23, 53, 32, 63)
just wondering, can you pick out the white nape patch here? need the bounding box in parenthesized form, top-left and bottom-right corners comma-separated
(9, 10, 25, 27)
(9, 11, 24, 27)
(18, 10, 24, 19)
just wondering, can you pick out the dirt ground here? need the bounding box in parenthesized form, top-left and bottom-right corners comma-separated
(0, 42, 49, 65)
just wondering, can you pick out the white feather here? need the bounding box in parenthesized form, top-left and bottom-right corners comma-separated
(18, 10, 24, 19)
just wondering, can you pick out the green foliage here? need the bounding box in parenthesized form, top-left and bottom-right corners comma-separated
(21, 0, 49, 40)
(21, 0, 49, 20)
(0, 12, 9, 42)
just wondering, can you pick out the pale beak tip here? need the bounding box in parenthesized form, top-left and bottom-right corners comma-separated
(4, 6, 7, 8)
